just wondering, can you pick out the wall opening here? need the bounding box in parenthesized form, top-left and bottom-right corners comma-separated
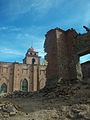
(32, 58, 35, 64)
(20, 79, 28, 92)
(80, 54, 90, 64)
(80, 54, 90, 79)
(0, 83, 7, 93)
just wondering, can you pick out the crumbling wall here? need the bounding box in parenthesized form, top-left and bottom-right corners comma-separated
(44, 29, 59, 81)
(44, 28, 85, 86)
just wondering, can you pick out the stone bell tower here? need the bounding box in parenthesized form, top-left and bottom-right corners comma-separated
(23, 47, 40, 65)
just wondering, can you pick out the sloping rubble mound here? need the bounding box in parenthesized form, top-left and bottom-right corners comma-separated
(41, 78, 90, 101)
(1, 78, 90, 120)
(3, 91, 35, 98)
(3, 104, 90, 120)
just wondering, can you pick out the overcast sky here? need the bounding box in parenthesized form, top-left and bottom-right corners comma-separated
(0, 0, 90, 63)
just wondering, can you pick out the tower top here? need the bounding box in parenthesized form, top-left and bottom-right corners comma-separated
(28, 47, 35, 52)
(23, 47, 40, 64)
(26, 47, 38, 57)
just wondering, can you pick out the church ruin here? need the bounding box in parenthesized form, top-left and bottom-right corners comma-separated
(0, 26, 90, 94)
(0, 48, 46, 93)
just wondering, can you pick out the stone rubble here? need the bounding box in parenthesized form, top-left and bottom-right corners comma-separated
(0, 78, 90, 120)
(3, 90, 34, 98)
(0, 101, 19, 119)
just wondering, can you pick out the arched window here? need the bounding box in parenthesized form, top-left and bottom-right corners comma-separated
(1, 83, 7, 93)
(20, 79, 28, 92)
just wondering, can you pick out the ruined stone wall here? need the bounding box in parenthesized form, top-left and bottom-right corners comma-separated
(44, 28, 83, 85)
(56, 29, 79, 80)
(64, 30, 82, 80)
(44, 29, 59, 81)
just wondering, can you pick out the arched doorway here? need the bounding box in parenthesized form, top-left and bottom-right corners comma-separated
(20, 79, 28, 92)
(1, 83, 7, 93)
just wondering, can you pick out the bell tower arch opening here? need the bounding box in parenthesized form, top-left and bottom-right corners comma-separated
(32, 58, 36, 64)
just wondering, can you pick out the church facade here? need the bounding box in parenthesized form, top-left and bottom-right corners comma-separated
(0, 48, 46, 93)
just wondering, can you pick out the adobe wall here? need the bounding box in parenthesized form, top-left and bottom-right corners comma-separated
(44, 28, 83, 86)
(44, 29, 58, 80)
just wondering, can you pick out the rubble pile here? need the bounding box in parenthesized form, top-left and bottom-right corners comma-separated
(41, 79, 90, 101)
(0, 101, 18, 118)
(41, 79, 78, 98)
(0, 78, 90, 120)
(3, 91, 34, 98)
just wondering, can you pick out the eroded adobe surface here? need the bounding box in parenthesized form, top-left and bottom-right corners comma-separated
(44, 27, 90, 86)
